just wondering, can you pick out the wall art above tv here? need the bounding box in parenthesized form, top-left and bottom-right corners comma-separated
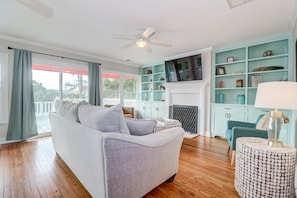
(165, 54, 202, 82)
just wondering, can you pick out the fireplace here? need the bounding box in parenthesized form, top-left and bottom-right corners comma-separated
(169, 105, 198, 134)
(166, 82, 209, 136)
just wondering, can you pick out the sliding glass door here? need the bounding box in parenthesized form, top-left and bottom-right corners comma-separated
(32, 64, 59, 133)
(32, 55, 88, 134)
(62, 68, 88, 102)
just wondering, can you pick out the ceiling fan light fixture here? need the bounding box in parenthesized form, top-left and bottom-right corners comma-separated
(136, 39, 147, 48)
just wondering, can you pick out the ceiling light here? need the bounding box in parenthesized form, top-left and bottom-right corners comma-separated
(136, 39, 147, 48)
(227, 0, 253, 8)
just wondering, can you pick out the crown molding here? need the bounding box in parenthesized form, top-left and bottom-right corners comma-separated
(0, 34, 139, 67)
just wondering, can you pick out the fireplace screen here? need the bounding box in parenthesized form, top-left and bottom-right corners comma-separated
(169, 105, 198, 134)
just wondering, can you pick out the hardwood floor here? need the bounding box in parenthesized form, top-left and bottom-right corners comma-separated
(0, 136, 239, 198)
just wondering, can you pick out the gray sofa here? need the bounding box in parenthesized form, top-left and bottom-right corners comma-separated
(50, 101, 184, 198)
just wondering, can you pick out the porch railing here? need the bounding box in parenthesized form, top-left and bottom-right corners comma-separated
(34, 99, 137, 116)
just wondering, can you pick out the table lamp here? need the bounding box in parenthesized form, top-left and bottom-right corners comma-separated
(254, 81, 297, 147)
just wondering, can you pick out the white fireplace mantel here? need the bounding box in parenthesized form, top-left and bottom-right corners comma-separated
(165, 82, 209, 136)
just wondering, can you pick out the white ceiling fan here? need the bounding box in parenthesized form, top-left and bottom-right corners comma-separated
(15, 0, 53, 18)
(112, 27, 172, 53)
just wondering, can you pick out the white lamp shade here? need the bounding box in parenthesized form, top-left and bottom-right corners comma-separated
(254, 81, 297, 110)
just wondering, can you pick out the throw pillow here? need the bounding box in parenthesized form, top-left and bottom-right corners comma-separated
(256, 114, 270, 130)
(54, 100, 81, 122)
(54, 99, 63, 114)
(78, 104, 130, 134)
(256, 113, 290, 130)
(125, 118, 157, 136)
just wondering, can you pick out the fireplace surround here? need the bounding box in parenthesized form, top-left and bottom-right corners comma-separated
(166, 82, 209, 136)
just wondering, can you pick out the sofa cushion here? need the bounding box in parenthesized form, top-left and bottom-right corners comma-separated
(125, 118, 157, 136)
(78, 104, 130, 134)
(54, 100, 80, 122)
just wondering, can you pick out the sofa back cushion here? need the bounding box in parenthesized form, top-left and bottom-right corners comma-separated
(78, 104, 130, 134)
(126, 118, 157, 136)
(54, 100, 81, 122)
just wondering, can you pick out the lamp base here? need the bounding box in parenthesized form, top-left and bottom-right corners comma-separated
(267, 139, 284, 148)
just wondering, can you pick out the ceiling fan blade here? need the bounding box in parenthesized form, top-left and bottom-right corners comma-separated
(146, 46, 153, 54)
(142, 27, 155, 39)
(149, 40, 172, 47)
(15, 0, 53, 18)
(112, 34, 135, 40)
(120, 42, 135, 50)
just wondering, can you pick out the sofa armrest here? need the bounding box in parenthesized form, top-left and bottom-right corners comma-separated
(101, 127, 184, 198)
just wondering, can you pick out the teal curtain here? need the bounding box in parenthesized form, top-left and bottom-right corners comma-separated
(6, 49, 38, 140)
(88, 62, 100, 105)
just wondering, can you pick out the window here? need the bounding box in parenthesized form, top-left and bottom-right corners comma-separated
(62, 68, 88, 102)
(102, 72, 138, 108)
(0, 53, 8, 123)
(123, 75, 137, 107)
(102, 73, 120, 105)
(32, 55, 88, 133)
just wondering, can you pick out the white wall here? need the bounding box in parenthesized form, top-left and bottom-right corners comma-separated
(0, 36, 140, 141)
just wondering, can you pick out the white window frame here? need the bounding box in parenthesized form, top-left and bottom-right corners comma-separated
(101, 69, 139, 107)
(0, 53, 9, 124)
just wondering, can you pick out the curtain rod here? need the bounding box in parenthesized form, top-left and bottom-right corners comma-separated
(7, 47, 101, 65)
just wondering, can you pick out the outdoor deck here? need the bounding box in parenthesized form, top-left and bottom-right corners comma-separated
(36, 115, 51, 133)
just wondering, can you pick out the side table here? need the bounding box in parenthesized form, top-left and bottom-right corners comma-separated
(235, 137, 296, 198)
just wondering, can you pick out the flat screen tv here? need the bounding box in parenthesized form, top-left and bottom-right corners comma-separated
(165, 54, 202, 82)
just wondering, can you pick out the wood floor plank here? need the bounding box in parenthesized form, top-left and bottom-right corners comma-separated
(0, 136, 239, 198)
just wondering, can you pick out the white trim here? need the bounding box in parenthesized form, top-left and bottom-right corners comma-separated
(0, 132, 51, 144)
(0, 53, 9, 123)
(163, 47, 212, 62)
(0, 137, 20, 144)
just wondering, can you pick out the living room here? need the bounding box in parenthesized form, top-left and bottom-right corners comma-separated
(1, 0, 297, 197)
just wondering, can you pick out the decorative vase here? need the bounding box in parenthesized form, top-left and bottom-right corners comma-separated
(218, 93, 224, 103)
(267, 116, 284, 139)
(237, 95, 245, 104)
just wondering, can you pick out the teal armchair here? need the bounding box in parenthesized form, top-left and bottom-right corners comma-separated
(226, 115, 268, 165)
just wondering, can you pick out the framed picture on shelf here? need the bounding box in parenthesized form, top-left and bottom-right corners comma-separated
(251, 76, 262, 87)
(227, 56, 234, 63)
(216, 66, 226, 75)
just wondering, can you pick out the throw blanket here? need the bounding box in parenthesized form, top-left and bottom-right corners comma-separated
(154, 117, 182, 132)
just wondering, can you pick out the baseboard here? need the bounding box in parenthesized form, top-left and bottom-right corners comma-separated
(0, 132, 51, 144)
(0, 137, 20, 145)
(184, 132, 199, 139)
(0, 137, 5, 143)
(204, 131, 212, 137)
